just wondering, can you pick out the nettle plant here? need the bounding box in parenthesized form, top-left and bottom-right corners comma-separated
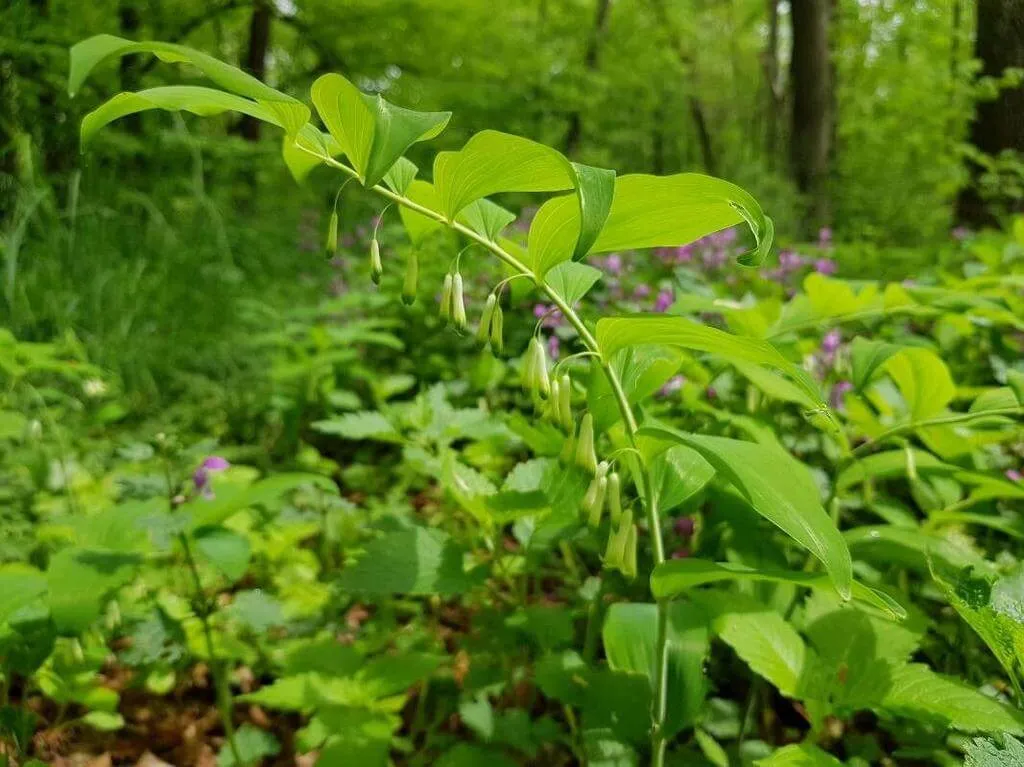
(64, 35, 1024, 765)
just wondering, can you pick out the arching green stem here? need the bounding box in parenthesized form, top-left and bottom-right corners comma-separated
(305, 149, 672, 763)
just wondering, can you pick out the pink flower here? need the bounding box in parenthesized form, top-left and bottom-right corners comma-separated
(604, 253, 623, 276)
(548, 334, 560, 360)
(706, 386, 718, 401)
(655, 289, 674, 313)
(193, 456, 230, 499)
(821, 329, 842, 354)
(634, 284, 652, 299)
(671, 548, 691, 559)
(1006, 469, 1023, 483)
(674, 516, 695, 537)
(951, 226, 971, 242)
(814, 258, 838, 276)
(778, 249, 804, 271)
(829, 380, 853, 410)
(818, 227, 833, 247)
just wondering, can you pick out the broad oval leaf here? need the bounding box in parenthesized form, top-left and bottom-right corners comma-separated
(651, 558, 905, 618)
(641, 426, 853, 598)
(597, 315, 827, 411)
(886, 347, 956, 422)
(589, 173, 774, 266)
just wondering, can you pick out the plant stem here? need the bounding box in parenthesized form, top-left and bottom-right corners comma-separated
(306, 149, 672, 762)
(180, 533, 242, 765)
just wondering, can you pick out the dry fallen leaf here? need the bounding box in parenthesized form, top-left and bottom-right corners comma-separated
(136, 751, 174, 767)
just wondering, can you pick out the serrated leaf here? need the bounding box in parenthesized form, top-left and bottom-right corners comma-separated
(965, 735, 1024, 767)
(217, 723, 281, 767)
(641, 427, 852, 598)
(754, 743, 844, 767)
(651, 559, 904, 618)
(881, 664, 1024, 734)
(312, 411, 400, 442)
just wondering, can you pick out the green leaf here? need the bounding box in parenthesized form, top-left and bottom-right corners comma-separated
(641, 427, 852, 598)
(589, 346, 685, 432)
(651, 559, 905, 618)
(312, 411, 401, 442)
(932, 564, 1024, 692)
(81, 86, 285, 147)
(849, 338, 903, 392)
(217, 723, 281, 767)
(597, 315, 825, 411)
(544, 261, 603, 307)
(357, 652, 441, 697)
(880, 663, 1024, 735)
(456, 198, 516, 241)
(602, 602, 711, 737)
(193, 526, 250, 583)
(886, 347, 956, 421)
(185, 473, 337, 530)
(311, 73, 449, 186)
(754, 743, 844, 767)
(589, 173, 774, 266)
(80, 711, 125, 732)
(0, 568, 47, 625)
(707, 596, 806, 697)
(338, 527, 478, 596)
(382, 156, 418, 195)
(646, 444, 716, 513)
(227, 590, 285, 634)
(965, 735, 1024, 767)
(845, 525, 991, 574)
(46, 548, 138, 635)
(734, 362, 819, 409)
(433, 130, 574, 219)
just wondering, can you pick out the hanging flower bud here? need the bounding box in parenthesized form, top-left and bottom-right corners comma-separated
(523, 337, 539, 392)
(607, 472, 623, 524)
(452, 273, 467, 331)
(325, 210, 338, 257)
(370, 238, 383, 284)
(586, 476, 608, 528)
(402, 251, 419, 305)
(905, 444, 918, 482)
(477, 293, 497, 346)
(560, 419, 577, 464)
(557, 373, 572, 430)
(529, 337, 551, 398)
(440, 273, 454, 322)
(604, 508, 632, 570)
(547, 376, 562, 423)
(622, 523, 638, 579)
(489, 304, 504, 354)
(575, 412, 597, 474)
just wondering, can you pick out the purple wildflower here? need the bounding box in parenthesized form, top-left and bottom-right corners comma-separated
(1006, 469, 1022, 483)
(655, 289, 674, 313)
(193, 456, 230, 499)
(706, 386, 718, 401)
(951, 226, 971, 242)
(829, 380, 853, 410)
(818, 227, 833, 247)
(604, 253, 623, 276)
(548, 334, 560, 360)
(778, 249, 804, 271)
(821, 329, 842, 355)
(671, 548, 691, 560)
(634, 283, 652, 299)
(814, 258, 838, 276)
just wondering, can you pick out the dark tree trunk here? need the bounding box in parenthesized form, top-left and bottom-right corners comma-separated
(955, 0, 1024, 227)
(239, 0, 272, 141)
(789, 0, 833, 232)
(563, 0, 612, 156)
(762, 0, 782, 164)
(119, 0, 143, 133)
(649, 0, 718, 175)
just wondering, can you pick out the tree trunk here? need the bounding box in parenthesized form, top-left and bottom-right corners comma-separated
(789, 0, 833, 231)
(563, 0, 612, 156)
(955, 0, 1024, 227)
(762, 0, 782, 164)
(648, 0, 718, 175)
(239, 0, 272, 141)
(119, 0, 143, 133)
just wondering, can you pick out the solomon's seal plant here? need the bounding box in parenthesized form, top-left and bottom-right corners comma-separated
(64, 33, 1024, 766)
